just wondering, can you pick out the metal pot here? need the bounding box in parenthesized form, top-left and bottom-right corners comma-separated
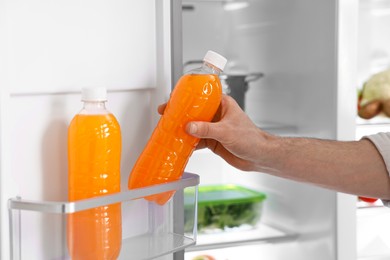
(183, 60, 264, 110)
(220, 72, 264, 110)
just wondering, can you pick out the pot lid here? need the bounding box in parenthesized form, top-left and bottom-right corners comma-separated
(220, 72, 264, 82)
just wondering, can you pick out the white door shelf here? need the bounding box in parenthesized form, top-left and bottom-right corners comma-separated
(8, 172, 199, 260)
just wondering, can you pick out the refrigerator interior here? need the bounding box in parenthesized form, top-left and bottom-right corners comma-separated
(0, 0, 194, 259)
(182, 0, 357, 259)
(355, 1, 390, 259)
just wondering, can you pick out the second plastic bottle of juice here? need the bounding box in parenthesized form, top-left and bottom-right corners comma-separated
(128, 50, 227, 205)
(67, 87, 122, 260)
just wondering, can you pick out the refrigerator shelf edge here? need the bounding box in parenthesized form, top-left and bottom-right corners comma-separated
(8, 172, 200, 214)
(356, 116, 390, 126)
(186, 223, 298, 252)
(121, 232, 196, 260)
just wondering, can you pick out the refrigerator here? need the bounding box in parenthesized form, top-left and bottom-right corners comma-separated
(0, 0, 389, 259)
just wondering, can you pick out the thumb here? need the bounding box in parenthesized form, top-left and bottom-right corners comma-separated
(186, 121, 220, 139)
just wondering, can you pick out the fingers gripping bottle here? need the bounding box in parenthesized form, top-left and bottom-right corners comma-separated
(128, 50, 227, 205)
(67, 87, 122, 260)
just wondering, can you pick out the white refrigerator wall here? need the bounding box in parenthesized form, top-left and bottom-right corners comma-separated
(184, 0, 357, 259)
(0, 0, 174, 259)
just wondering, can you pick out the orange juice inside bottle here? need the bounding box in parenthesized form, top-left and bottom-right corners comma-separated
(128, 51, 227, 205)
(67, 88, 122, 260)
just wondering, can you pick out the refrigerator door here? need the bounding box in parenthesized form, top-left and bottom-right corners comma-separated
(0, 0, 186, 259)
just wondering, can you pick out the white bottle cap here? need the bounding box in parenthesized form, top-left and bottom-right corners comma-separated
(203, 50, 228, 71)
(81, 87, 107, 102)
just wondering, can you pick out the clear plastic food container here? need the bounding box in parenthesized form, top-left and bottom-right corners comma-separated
(185, 184, 266, 233)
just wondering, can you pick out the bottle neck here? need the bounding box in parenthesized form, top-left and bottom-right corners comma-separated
(81, 101, 108, 115)
(202, 62, 222, 75)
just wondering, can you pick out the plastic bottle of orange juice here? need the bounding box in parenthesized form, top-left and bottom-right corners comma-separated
(128, 50, 227, 205)
(67, 87, 122, 260)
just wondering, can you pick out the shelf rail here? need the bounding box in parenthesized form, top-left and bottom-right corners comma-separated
(8, 172, 199, 214)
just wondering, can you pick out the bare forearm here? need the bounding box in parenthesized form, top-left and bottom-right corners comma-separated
(185, 95, 390, 200)
(258, 135, 390, 199)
